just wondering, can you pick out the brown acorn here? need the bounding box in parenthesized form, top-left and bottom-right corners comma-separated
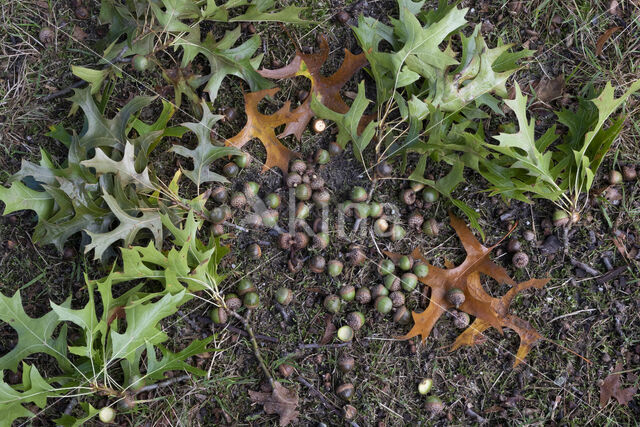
(393, 306, 412, 325)
(297, 89, 309, 102)
(376, 161, 393, 177)
(278, 364, 294, 378)
(221, 106, 238, 122)
(336, 383, 355, 401)
(408, 212, 424, 229)
(309, 255, 326, 273)
(247, 243, 262, 259)
(288, 256, 304, 273)
(328, 142, 343, 156)
(310, 175, 325, 190)
(506, 238, 521, 253)
(230, 192, 246, 209)
(278, 233, 293, 250)
(337, 355, 355, 373)
(75, 6, 89, 19)
(336, 10, 350, 24)
(290, 159, 307, 175)
(211, 186, 228, 203)
(343, 404, 357, 420)
(225, 294, 242, 311)
(39, 27, 54, 44)
(401, 188, 416, 205)
(211, 224, 224, 236)
(355, 287, 371, 304)
(446, 288, 465, 308)
(622, 165, 637, 181)
(389, 291, 405, 308)
(313, 232, 330, 250)
(293, 232, 309, 250)
(312, 189, 331, 207)
(452, 311, 470, 329)
(245, 213, 262, 229)
(313, 218, 328, 233)
(347, 245, 366, 266)
(286, 173, 302, 188)
(512, 251, 529, 268)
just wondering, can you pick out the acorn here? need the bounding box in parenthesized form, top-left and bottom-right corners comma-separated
(401, 273, 418, 292)
(237, 279, 256, 296)
(375, 296, 393, 314)
(389, 291, 405, 308)
(422, 188, 439, 203)
(75, 6, 89, 19)
(379, 259, 395, 276)
(390, 224, 406, 241)
(63, 247, 76, 259)
(346, 311, 365, 331)
(422, 218, 440, 236)
(446, 288, 465, 308)
(397, 255, 412, 271)
(453, 311, 470, 329)
(350, 186, 367, 203)
(243, 292, 260, 309)
(353, 203, 370, 219)
(324, 294, 341, 313)
(393, 306, 412, 325)
(384, 274, 401, 291)
(309, 255, 326, 273)
(512, 251, 529, 268)
(376, 161, 393, 177)
(222, 106, 238, 122)
(418, 378, 433, 395)
(552, 209, 570, 227)
(264, 193, 281, 209)
(275, 287, 293, 306)
(338, 355, 355, 373)
(413, 262, 429, 278)
(295, 202, 310, 219)
(335, 10, 350, 24)
(234, 153, 251, 168)
(278, 233, 293, 250)
(355, 287, 371, 304)
(336, 383, 355, 402)
(410, 182, 425, 192)
(211, 186, 228, 203)
(401, 188, 416, 205)
(290, 159, 307, 175)
(371, 284, 389, 299)
(373, 218, 389, 236)
(343, 404, 357, 420)
(313, 218, 328, 233)
(39, 26, 54, 44)
(247, 243, 262, 259)
(369, 202, 383, 218)
(221, 204, 233, 220)
(340, 201, 354, 217)
(288, 257, 304, 273)
(287, 173, 302, 188)
(328, 142, 343, 156)
(425, 396, 444, 414)
(609, 169, 623, 185)
(315, 149, 330, 165)
(507, 238, 521, 253)
(243, 181, 260, 199)
(523, 230, 535, 242)
(211, 224, 225, 236)
(623, 165, 637, 181)
(312, 190, 331, 207)
(242, 22, 256, 33)
(312, 118, 327, 133)
(224, 293, 242, 311)
(98, 407, 116, 423)
(295, 183, 311, 201)
(210, 207, 226, 224)
(408, 212, 424, 229)
(328, 260, 344, 277)
(278, 364, 294, 378)
(339, 285, 356, 302)
(210, 307, 228, 324)
(310, 175, 325, 190)
(347, 245, 366, 266)
(230, 192, 247, 209)
(313, 232, 330, 250)
(245, 213, 262, 229)
(337, 325, 354, 342)
(223, 162, 239, 177)
(261, 209, 279, 228)
(293, 232, 310, 250)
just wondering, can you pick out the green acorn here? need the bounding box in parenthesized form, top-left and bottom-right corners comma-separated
(275, 287, 293, 306)
(413, 262, 429, 278)
(237, 279, 256, 296)
(350, 186, 367, 202)
(379, 259, 395, 276)
(328, 260, 344, 277)
(401, 273, 418, 292)
(243, 292, 260, 309)
(422, 188, 439, 203)
(264, 193, 281, 209)
(339, 285, 356, 302)
(337, 325, 354, 342)
(132, 55, 151, 71)
(397, 255, 412, 271)
(324, 294, 341, 313)
(210, 307, 228, 324)
(375, 296, 393, 314)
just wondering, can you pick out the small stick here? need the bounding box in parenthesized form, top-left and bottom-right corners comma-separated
(136, 374, 191, 394)
(569, 259, 601, 276)
(227, 310, 275, 386)
(595, 265, 626, 285)
(464, 405, 487, 423)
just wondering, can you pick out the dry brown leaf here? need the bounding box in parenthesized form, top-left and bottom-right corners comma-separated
(226, 88, 301, 173)
(72, 25, 88, 42)
(249, 381, 300, 426)
(600, 363, 638, 407)
(385, 213, 550, 367)
(259, 35, 370, 140)
(319, 314, 336, 345)
(533, 74, 565, 106)
(595, 26, 621, 56)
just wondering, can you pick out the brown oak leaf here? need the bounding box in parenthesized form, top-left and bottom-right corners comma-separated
(226, 88, 301, 174)
(249, 381, 299, 426)
(259, 35, 370, 140)
(385, 213, 550, 367)
(600, 363, 638, 408)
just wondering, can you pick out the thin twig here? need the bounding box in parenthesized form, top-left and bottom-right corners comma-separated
(569, 259, 601, 276)
(136, 374, 191, 394)
(227, 310, 275, 386)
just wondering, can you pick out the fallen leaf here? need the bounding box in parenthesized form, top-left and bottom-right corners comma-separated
(259, 35, 370, 140)
(226, 88, 301, 173)
(595, 27, 621, 56)
(385, 213, 550, 367)
(600, 363, 638, 407)
(533, 74, 565, 106)
(249, 381, 299, 426)
(72, 25, 88, 42)
(319, 314, 336, 345)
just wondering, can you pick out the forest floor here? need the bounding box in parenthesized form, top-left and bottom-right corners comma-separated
(1, 0, 639, 425)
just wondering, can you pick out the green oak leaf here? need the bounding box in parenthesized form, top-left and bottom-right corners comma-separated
(0, 181, 53, 219)
(81, 141, 155, 192)
(0, 363, 57, 426)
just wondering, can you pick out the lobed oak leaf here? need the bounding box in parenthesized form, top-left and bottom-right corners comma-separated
(599, 362, 638, 408)
(386, 213, 549, 367)
(249, 381, 299, 426)
(259, 34, 371, 140)
(226, 88, 301, 174)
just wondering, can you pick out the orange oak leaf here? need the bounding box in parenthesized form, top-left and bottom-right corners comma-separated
(248, 381, 299, 426)
(259, 35, 370, 140)
(385, 213, 550, 367)
(226, 88, 301, 174)
(599, 362, 638, 408)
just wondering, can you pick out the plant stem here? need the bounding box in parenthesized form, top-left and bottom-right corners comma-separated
(227, 310, 275, 387)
